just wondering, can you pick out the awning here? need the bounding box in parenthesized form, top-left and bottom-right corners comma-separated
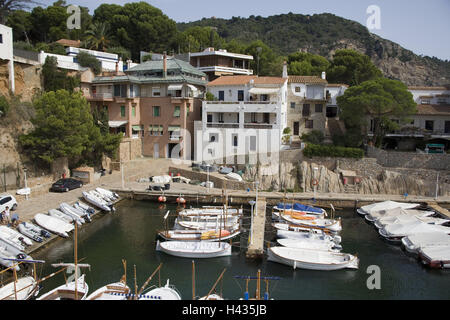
(168, 84, 183, 91)
(108, 121, 128, 128)
(132, 125, 143, 131)
(168, 125, 181, 131)
(249, 87, 279, 95)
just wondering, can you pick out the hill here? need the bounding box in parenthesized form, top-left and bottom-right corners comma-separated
(178, 13, 450, 86)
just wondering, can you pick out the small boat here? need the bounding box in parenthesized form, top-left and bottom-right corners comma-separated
(150, 175, 172, 184)
(356, 201, 419, 216)
(267, 246, 359, 270)
(0, 276, 39, 300)
(86, 279, 130, 300)
(0, 237, 32, 266)
(273, 202, 326, 217)
(0, 226, 33, 247)
(379, 220, 450, 243)
(156, 240, 232, 258)
(96, 187, 119, 201)
(401, 233, 450, 255)
(37, 274, 89, 300)
(158, 229, 240, 242)
(90, 190, 114, 203)
(178, 207, 243, 218)
(276, 237, 341, 252)
(225, 172, 242, 182)
(219, 166, 233, 174)
(82, 191, 111, 212)
(273, 223, 341, 241)
(418, 245, 450, 269)
(365, 207, 435, 223)
(16, 187, 31, 196)
(59, 203, 85, 225)
(17, 222, 45, 243)
(138, 279, 181, 300)
(374, 214, 449, 230)
(279, 214, 342, 233)
(48, 209, 74, 224)
(174, 218, 240, 231)
(0, 247, 21, 271)
(34, 213, 74, 238)
(73, 202, 95, 219)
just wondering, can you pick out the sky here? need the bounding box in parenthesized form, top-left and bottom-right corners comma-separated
(38, 0, 450, 60)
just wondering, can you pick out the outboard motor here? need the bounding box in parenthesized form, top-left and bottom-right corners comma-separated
(333, 235, 342, 244)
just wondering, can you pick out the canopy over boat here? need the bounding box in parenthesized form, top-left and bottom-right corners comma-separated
(275, 202, 324, 215)
(358, 201, 419, 215)
(382, 220, 450, 238)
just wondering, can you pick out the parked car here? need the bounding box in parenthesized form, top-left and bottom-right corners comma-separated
(50, 178, 83, 192)
(0, 194, 18, 212)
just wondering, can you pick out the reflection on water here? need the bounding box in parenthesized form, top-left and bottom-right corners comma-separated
(34, 199, 450, 300)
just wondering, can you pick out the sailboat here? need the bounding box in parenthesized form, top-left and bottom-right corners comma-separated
(193, 262, 226, 300)
(0, 258, 44, 300)
(234, 270, 280, 300)
(37, 223, 91, 300)
(86, 260, 130, 300)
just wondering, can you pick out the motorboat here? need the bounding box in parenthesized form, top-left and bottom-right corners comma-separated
(90, 190, 114, 203)
(37, 274, 89, 300)
(48, 209, 74, 224)
(379, 220, 450, 243)
(0, 226, 33, 247)
(34, 213, 74, 238)
(158, 229, 240, 242)
(279, 214, 342, 233)
(96, 187, 119, 201)
(0, 237, 32, 266)
(156, 240, 232, 258)
(73, 202, 95, 219)
(138, 279, 181, 300)
(357, 200, 419, 216)
(17, 222, 51, 243)
(365, 207, 435, 223)
(267, 246, 359, 270)
(59, 203, 85, 225)
(82, 191, 111, 212)
(418, 245, 450, 269)
(225, 172, 243, 182)
(276, 237, 342, 252)
(401, 233, 450, 255)
(86, 279, 130, 300)
(174, 218, 240, 231)
(0, 276, 39, 300)
(374, 214, 449, 230)
(273, 202, 326, 217)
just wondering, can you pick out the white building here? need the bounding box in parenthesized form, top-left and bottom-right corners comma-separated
(0, 24, 14, 93)
(325, 83, 348, 118)
(194, 74, 288, 165)
(66, 47, 125, 71)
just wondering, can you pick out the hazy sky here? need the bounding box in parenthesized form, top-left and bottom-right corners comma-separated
(38, 0, 450, 60)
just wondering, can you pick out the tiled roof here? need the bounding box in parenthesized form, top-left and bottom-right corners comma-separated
(253, 77, 286, 85)
(416, 104, 450, 115)
(408, 86, 448, 91)
(207, 75, 257, 86)
(127, 58, 206, 78)
(326, 83, 348, 87)
(55, 39, 81, 47)
(288, 75, 327, 84)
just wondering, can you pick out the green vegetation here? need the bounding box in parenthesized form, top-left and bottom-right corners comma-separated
(76, 51, 101, 74)
(303, 144, 364, 158)
(287, 52, 330, 77)
(0, 96, 10, 116)
(42, 56, 80, 92)
(301, 130, 324, 145)
(19, 90, 122, 167)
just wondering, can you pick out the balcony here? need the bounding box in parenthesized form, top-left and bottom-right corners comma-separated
(86, 92, 113, 101)
(206, 122, 240, 129)
(204, 101, 279, 113)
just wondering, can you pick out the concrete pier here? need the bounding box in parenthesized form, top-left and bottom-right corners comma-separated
(246, 197, 266, 259)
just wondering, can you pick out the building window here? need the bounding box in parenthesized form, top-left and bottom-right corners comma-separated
(425, 120, 434, 131)
(149, 124, 163, 136)
(445, 121, 450, 134)
(153, 106, 160, 117)
(232, 134, 238, 147)
(209, 133, 218, 143)
(302, 104, 310, 117)
(290, 102, 296, 109)
(295, 86, 300, 93)
(218, 91, 224, 101)
(249, 136, 257, 151)
(0, 34, 3, 44)
(315, 104, 323, 113)
(132, 105, 136, 117)
(207, 114, 213, 123)
(120, 106, 126, 117)
(305, 120, 313, 129)
(218, 113, 224, 123)
(152, 87, 160, 97)
(238, 90, 244, 101)
(173, 106, 180, 117)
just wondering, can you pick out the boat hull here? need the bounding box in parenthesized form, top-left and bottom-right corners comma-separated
(156, 241, 232, 258)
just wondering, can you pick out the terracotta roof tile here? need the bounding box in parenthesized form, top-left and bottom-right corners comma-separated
(253, 77, 287, 85)
(408, 86, 448, 91)
(55, 39, 81, 47)
(416, 104, 450, 115)
(288, 75, 327, 84)
(207, 75, 257, 86)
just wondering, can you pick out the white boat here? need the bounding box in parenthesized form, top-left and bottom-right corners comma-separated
(273, 202, 326, 217)
(401, 233, 450, 255)
(0, 247, 21, 271)
(267, 246, 359, 270)
(273, 223, 342, 242)
(0, 237, 32, 264)
(374, 214, 449, 230)
(96, 187, 119, 201)
(17, 222, 44, 243)
(357, 200, 419, 216)
(276, 237, 341, 252)
(178, 208, 242, 220)
(59, 203, 85, 225)
(225, 172, 242, 182)
(90, 190, 114, 203)
(174, 218, 240, 231)
(156, 240, 232, 258)
(37, 274, 89, 300)
(0, 226, 33, 247)
(86, 280, 130, 300)
(365, 207, 435, 223)
(16, 187, 31, 196)
(379, 220, 450, 243)
(418, 245, 450, 269)
(82, 191, 111, 212)
(34, 213, 74, 238)
(138, 279, 181, 300)
(198, 293, 224, 300)
(150, 175, 172, 184)
(279, 214, 342, 233)
(158, 229, 240, 242)
(73, 202, 95, 220)
(48, 209, 74, 224)
(0, 276, 39, 300)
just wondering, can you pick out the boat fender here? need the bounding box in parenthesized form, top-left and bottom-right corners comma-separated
(264, 292, 269, 300)
(244, 291, 249, 300)
(293, 261, 297, 270)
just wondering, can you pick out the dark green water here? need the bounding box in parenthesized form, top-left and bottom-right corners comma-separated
(34, 199, 450, 300)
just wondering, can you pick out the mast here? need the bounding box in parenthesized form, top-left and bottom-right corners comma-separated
(205, 268, 226, 299)
(256, 269, 261, 300)
(134, 265, 137, 300)
(13, 267, 18, 300)
(74, 222, 78, 300)
(137, 263, 163, 297)
(192, 260, 195, 300)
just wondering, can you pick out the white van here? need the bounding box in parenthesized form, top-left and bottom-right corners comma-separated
(0, 194, 18, 212)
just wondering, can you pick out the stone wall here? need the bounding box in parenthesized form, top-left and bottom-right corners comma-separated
(367, 146, 450, 170)
(118, 138, 143, 161)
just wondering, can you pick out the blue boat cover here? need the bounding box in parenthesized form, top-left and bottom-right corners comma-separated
(276, 202, 322, 213)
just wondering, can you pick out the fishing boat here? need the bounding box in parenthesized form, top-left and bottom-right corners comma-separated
(401, 233, 450, 255)
(279, 214, 342, 233)
(156, 240, 232, 258)
(356, 200, 420, 216)
(365, 207, 435, 223)
(267, 246, 359, 270)
(273, 222, 342, 241)
(174, 218, 240, 231)
(234, 270, 280, 300)
(418, 245, 450, 269)
(0, 238, 32, 266)
(194, 263, 226, 300)
(273, 202, 326, 217)
(17, 222, 49, 243)
(276, 237, 342, 252)
(59, 203, 85, 225)
(0, 276, 39, 300)
(34, 213, 74, 238)
(138, 280, 181, 300)
(0, 226, 33, 247)
(86, 279, 130, 300)
(48, 209, 74, 224)
(178, 208, 243, 220)
(379, 220, 450, 243)
(158, 229, 240, 242)
(82, 191, 111, 212)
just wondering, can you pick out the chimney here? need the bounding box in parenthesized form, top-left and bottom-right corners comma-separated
(115, 61, 119, 74)
(321, 71, 326, 80)
(163, 51, 167, 78)
(282, 60, 288, 78)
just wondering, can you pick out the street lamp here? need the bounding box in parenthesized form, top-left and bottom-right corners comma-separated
(248, 200, 256, 246)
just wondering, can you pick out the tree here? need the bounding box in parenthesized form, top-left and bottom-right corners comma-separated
(29, 1, 70, 43)
(0, 0, 38, 24)
(287, 52, 330, 77)
(327, 49, 383, 86)
(337, 77, 416, 147)
(0, 96, 10, 117)
(84, 21, 111, 51)
(245, 40, 283, 76)
(19, 90, 122, 167)
(301, 130, 324, 144)
(42, 56, 80, 92)
(76, 51, 101, 74)
(6, 9, 32, 42)
(107, 46, 131, 61)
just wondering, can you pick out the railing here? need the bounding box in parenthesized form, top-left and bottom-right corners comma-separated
(244, 123, 275, 129)
(87, 93, 113, 100)
(206, 101, 277, 104)
(206, 122, 239, 129)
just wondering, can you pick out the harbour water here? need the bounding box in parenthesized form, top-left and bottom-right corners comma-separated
(33, 199, 450, 300)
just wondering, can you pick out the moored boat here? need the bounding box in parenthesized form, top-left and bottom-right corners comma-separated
(418, 245, 450, 269)
(158, 229, 240, 242)
(279, 213, 342, 233)
(401, 233, 450, 255)
(37, 274, 89, 300)
(86, 280, 130, 300)
(156, 240, 232, 258)
(0, 276, 39, 300)
(273, 202, 326, 217)
(82, 191, 111, 211)
(34, 213, 74, 238)
(59, 203, 85, 225)
(138, 279, 181, 300)
(0, 226, 33, 247)
(357, 200, 419, 216)
(379, 220, 450, 243)
(276, 237, 341, 252)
